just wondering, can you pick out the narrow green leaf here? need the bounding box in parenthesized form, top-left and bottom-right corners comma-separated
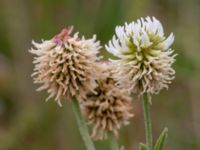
(139, 143, 149, 150)
(154, 128, 168, 150)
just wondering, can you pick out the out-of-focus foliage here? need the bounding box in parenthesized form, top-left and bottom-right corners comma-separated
(0, 0, 199, 150)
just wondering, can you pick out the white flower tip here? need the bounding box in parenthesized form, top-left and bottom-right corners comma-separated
(31, 40, 37, 46)
(31, 40, 35, 44)
(164, 32, 174, 50)
(152, 16, 158, 21)
(74, 32, 79, 38)
(57, 101, 62, 107)
(92, 34, 97, 40)
(105, 44, 109, 51)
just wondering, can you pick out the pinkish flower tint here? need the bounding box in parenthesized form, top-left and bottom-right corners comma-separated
(53, 26, 73, 45)
(30, 28, 101, 106)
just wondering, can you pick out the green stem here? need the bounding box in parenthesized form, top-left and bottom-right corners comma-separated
(109, 133, 120, 150)
(142, 93, 153, 150)
(72, 97, 96, 150)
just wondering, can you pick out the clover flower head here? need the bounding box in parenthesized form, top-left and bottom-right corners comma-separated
(82, 62, 133, 140)
(30, 27, 101, 106)
(106, 16, 177, 96)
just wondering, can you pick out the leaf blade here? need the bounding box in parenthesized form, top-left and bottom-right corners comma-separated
(139, 143, 149, 150)
(154, 128, 168, 150)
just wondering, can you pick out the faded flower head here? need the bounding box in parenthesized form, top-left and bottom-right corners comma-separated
(106, 16, 177, 96)
(30, 27, 101, 106)
(82, 62, 133, 140)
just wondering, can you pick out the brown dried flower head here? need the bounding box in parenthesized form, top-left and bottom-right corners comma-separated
(82, 62, 134, 140)
(30, 27, 101, 106)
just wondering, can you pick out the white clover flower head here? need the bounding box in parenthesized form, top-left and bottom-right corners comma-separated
(30, 27, 101, 106)
(106, 16, 177, 96)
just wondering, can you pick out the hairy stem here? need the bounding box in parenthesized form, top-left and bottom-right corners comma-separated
(142, 93, 153, 150)
(72, 97, 96, 150)
(109, 133, 120, 150)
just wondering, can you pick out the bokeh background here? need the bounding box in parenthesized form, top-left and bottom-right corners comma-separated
(0, 0, 200, 150)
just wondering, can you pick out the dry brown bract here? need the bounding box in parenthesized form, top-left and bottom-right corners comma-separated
(30, 27, 101, 106)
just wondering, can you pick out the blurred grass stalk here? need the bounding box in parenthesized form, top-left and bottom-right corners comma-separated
(1, 0, 36, 106)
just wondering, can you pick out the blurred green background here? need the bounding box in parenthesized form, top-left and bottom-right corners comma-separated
(0, 0, 200, 150)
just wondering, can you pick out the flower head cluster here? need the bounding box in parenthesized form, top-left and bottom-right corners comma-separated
(30, 16, 176, 143)
(30, 27, 101, 106)
(81, 63, 133, 140)
(106, 16, 176, 96)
